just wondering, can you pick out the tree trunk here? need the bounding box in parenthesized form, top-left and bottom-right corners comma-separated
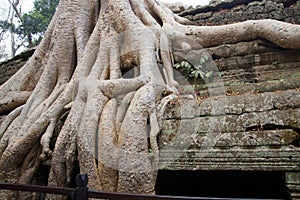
(0, 0, 300, 199)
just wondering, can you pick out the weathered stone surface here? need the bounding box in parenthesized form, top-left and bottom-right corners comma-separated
(164, 90, 300, 118)
(160, 129, 299, 149)
(173, 108, 300, 133)
(174, 38, 300, 98)
(196, 46, 300, 95)
(181, 0, 300, 25)
(162, 112, 300, 147)
(159, 147, 300, 171)
(215, 50, 300, 71)
(160, 89, 300, 169)
(286, 172, 300, 199)
(193, 12, 213, 21)
(0, 48, 34, 85)
(217, 130, 299, 147)
(225, 77, 300, 94)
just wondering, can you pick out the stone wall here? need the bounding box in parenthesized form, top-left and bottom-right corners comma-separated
(163, 1, 300, 148)
(161, 2, 300, 198)
(181, 0, 300, 25)
(0, 48, 34, 85)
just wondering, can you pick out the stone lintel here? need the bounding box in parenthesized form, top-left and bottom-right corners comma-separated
(159, 147, 300, 171)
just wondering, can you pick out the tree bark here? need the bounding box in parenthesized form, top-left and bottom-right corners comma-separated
(0, 0, 300, 199)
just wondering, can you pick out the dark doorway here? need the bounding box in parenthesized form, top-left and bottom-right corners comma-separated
(155, 170, 290, 199)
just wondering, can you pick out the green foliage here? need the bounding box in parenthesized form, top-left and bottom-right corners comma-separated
(30, 0, 58, 34)
(174, 55, 220, 81)
(18, 0, 59, 46)
(0, 20, 15, 32)
(0, 0, 59, 52)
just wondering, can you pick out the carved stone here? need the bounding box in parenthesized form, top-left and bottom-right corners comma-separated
(286, 172, 300, 199)
(159, 1, 300, 199)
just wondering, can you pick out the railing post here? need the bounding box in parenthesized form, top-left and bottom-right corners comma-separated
(72, 174, 89, 200)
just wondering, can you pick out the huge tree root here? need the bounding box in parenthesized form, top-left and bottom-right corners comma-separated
(0, 0, 300, 199)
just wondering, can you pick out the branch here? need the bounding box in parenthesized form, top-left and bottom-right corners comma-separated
(8, 0, 33, 48)
(7, 0, 22, 21)
(185, 19, 300, 49)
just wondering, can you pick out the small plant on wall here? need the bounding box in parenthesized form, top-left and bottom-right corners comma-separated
(173, 55, 220, 82)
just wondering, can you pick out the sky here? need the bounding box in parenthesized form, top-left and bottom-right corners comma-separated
(19, 0, 210, 12)
(20, 0, 34, 12)
(4, 0, 211, 20)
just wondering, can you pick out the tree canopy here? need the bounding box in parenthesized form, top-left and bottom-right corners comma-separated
(20, 0, 59, 46)
(0, 0, 58, 57)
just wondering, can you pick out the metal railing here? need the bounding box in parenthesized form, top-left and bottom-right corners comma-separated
(0, 174, 282, 200)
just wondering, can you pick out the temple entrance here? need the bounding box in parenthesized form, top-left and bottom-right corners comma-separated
(156, 170, 290, 199)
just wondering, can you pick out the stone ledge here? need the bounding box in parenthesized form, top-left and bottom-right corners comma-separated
(162, 109, 299, 136)
(163, 90, 300, 118)
(159, 147, 300, 171)
(0, 48, 35, 85)
(180, 0, 256, 17)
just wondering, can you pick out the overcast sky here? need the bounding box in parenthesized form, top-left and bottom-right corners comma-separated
(20, 0, 210, 12)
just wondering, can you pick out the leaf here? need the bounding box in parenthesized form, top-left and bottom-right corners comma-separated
(195, 70, 201, 78)
(199, 71, 206, 79)
(206, 71, 214, 79)
(197, 64, 204, 70)
(185, 64, 191, 71)
(174, 63, 181, 69)
(185, 61, 191, 68)
(200, 57, 205, 64)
